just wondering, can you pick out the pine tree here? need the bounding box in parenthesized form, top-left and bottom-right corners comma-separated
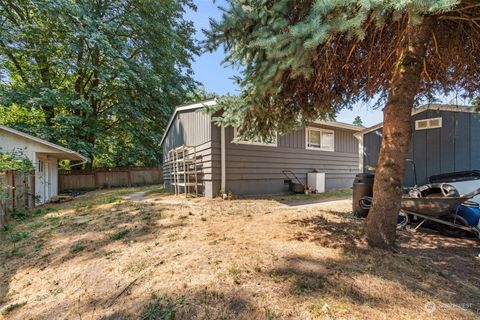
(207, 1, 480, 248)
(353, 116, 363, 127)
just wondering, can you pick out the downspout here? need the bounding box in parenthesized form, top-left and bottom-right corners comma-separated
(221, 125, 226, 194)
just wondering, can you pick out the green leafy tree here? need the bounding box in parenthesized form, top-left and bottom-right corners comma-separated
(0, 148, 35, 216)
(0, 0, 199, 167)
(0, 148, 34, 172)
(207, 1, 480, 248)
(353, 116, 363, 127)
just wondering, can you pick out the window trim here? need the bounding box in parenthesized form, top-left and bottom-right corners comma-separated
(38, 159, 44, 173)
(415, 117, 442, 130)
(232, 127, 278, 147)
(305, 127, 335, 152)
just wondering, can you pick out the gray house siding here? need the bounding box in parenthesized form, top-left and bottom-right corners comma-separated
(363, 110, 480, 187)
(161, 108, 212, 154)
(161, 102, 361, 198)
(162, 108, 217, 197)
(222, 124, 359, 196)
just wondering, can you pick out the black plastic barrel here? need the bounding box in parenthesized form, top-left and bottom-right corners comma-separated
(352, 173, 375, 218)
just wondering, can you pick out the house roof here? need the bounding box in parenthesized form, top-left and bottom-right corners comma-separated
(355, 104, 474, 137)
(313, 120, 364, 131)
(0, 125, 88, 161)
(160, 98, 363, 147)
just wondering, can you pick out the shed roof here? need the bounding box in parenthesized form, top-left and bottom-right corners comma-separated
(355, 104, 474, 137)
(0, 125, 88, 161)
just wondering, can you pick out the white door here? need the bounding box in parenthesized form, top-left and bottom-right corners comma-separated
(36, 158, 46, 204)
(44, 160, 50, 202)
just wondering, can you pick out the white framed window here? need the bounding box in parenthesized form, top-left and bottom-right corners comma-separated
(38, 159, 44, 173)
(306, 127, 335, 151)
(415, 117, 442, 130)
(232, 127, 277, 147)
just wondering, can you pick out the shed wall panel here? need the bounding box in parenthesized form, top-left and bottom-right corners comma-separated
(470, 114, 480, 168)
(363, 110, 480, 187)
(454, 112, 471, 171)
(440, 111, 456, 174)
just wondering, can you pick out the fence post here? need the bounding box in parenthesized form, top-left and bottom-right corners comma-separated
(127, 167, 132, 187)
(58, 171, 63, 192)
(158, 167, 163, 184)
(30, 174, 35, 208)
(11, 171, 16, 212)
(24, 173, 28, 208)
(94, 170, 99, 189)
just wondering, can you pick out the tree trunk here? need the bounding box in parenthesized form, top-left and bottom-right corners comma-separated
(366, 16, 433, 249)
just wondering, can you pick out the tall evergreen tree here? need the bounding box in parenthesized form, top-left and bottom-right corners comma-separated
(353, 116, 363, 127)
(207, 1, 480, 248)
(0, 0, 199, 167)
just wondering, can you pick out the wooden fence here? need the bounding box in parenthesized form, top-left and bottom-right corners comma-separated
(58, 167, 163, 191)
(0, 171, 35, 226)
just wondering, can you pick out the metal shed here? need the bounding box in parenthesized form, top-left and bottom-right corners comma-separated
(356, 104, 480, 187)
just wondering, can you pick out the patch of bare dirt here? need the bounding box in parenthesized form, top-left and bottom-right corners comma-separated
(0, 187, 479, 319)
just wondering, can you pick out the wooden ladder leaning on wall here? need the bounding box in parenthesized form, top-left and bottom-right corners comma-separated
(167, 145, 200, 197)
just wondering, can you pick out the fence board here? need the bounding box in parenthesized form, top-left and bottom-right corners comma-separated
(58, 167, 163, 191)
(0, 171, 35, 226)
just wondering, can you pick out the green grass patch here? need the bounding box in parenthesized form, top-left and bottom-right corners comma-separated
(11, 231, 30, 242)
(144, 185, 167, 196)
(3, 247, 23, 258)
(46, 216, 62, 226)
(70, 242, 86, 254)
(140, 295, 184, 320)
(51, 185, 167, 211)
(10, 208, 30, 221)
(292, 276, 326, 295)
(72, 187, 141, 209)
(1, 301, 27, 315)
(2, 222, 12, 232)
(109, 229, 129, 240)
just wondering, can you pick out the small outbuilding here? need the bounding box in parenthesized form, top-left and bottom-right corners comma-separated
(0, 125, 88, 204)
(356, 104, 480, 187)
(160, 99, 363, 197)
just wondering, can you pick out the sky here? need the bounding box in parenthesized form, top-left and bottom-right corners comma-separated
(186, 1, 472, 128)
(186, 0, 386, 127)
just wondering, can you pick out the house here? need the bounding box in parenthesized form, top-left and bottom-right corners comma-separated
(160, 98, 363, 197)
(355, 104, 480, 187)
(0, 125, 88, 204)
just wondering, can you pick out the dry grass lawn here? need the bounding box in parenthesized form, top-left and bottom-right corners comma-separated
(0, 186, 479, 319)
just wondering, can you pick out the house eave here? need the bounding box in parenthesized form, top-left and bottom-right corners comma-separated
(0, 125, 88, 162)
(313, 120, 364, 132)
